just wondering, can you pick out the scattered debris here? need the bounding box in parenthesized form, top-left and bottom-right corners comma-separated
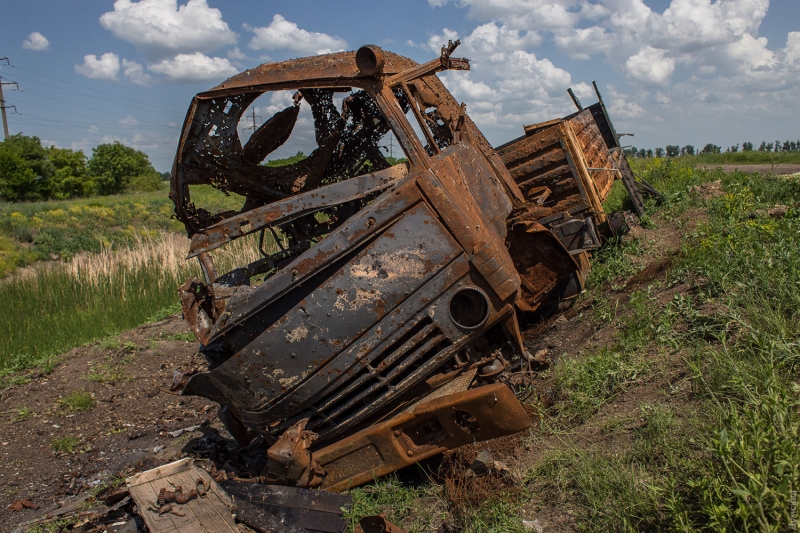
(168, 425, 200, 438)
(162, 42, 651, 491)
(356, 514, 408, 533)
(8, 499, 39, 512)
(222, 480, 351, 533)
(126, 458, 237, 533)
(523, 518, 545, 532)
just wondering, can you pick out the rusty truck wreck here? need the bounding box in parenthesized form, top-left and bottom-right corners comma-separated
(170, 43, 646, 491)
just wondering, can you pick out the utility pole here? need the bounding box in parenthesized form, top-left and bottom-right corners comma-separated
(0, 58, 18, 141)
(247, 107, 262, 132)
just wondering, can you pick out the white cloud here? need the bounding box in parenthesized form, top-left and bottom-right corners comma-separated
(148, 52, 238, 82)
(99, 0, 237, 58)
(119, 115, 139, 125)
(429, 0, 581, 31)
(786, 32, 800, 66)
(227, 47, 246, 61)
(121, 59, 152, 85)
(22, 32, 50, 51)
(75, 53, 121, 81)
(625, 46, 676, 86)
(246, 15, 346, 55)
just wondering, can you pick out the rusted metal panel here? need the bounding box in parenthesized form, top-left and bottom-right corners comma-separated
(314, 383, 530, 492)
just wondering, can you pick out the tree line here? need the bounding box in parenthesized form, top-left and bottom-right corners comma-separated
(0, 134, 165, 202)
(624, 139, 800, 159)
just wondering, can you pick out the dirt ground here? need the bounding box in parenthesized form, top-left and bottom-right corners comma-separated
(0, 207, 699, 532)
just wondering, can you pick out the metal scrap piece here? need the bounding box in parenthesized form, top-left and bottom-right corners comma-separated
(357, 515, 407, 533)
(262, 419, 325, 488)
(222, 480, 351, 533)
(314, 383, 531, 492)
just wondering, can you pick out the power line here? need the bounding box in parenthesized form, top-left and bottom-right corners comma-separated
(8, 64, 180, 115)
(247, 107, 262, 132)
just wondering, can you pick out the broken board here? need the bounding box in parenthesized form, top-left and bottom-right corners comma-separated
(126, 458, 237, 533)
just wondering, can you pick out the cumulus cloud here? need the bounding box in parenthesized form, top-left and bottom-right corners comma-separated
(246, 15, 346, 55)
(119, 115, 139, 125)
(148, 52, 238, 82)
(429, 0, 581, 31)
(75, 53, 121, 81)
(99, 0, 237, 58)
(22, 32, 50, 51)
(425, 23, 577, 140)
(625, 46, 676, 86)
(121, 59, 152, 85)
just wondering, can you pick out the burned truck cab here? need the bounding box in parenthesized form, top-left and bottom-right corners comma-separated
(171, 44, 637, 489)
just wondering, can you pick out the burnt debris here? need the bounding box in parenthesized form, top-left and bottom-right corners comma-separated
(168, 43, 652, 493)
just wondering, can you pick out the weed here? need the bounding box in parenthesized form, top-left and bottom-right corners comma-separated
(51, 436, 80, 453)
(14, 406, 31, 421)
(345, 477, 447, 533)
(100, 338, 120, 350)
(556, 348, 650, 421)
(170, 332, 196, 342)
(58, 389, 94, 411)
(123, 341, 137, 351)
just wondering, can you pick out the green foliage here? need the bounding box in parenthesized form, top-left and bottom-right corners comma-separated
(0, 135, 165, 202)
(14, 406, 31, 422)
(88, 141, 160, 194)
(264, 151, 308, 167)
(58, 389, 95, 411)
(345, 477, 446, 532)
(47, 147, 92, 199)
(0, 183, 243, 276)
(51, 436, 81, 453)
(539, 169, 800, 532)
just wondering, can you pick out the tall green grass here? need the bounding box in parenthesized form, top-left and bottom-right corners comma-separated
(0, 232, 263, 374)
(536, 165, 800, 532)
(0, 183, 244, 277)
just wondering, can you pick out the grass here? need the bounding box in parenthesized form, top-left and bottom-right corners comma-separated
(14, 406, 31, 422)
(57, 389, 94, 411)
(0, 183, 244, 277)
(51, 436, 81, 454)
(84, 355, 134, 383)
(525, 164, 800, 531)
(687, 151, 800, 165)
(0, 230, 264, 373)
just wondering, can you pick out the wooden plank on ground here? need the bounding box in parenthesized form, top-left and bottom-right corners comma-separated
(126, 458, 237, 533)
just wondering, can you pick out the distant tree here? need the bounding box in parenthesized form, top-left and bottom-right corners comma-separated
(730, 144, 739, 153)
(742, 142, 753, 152)
(666, 145, 680, 157)
(0, 134, 52, 201)
(782, 140, 791, 152)
(775, 140, 781, 152)
(758, 141, 768, 152)
(681, 145, 695, 156)
(655, 147, 665, 158)
(646, 149, 653, 158)
(160, 171, 170, 181)
(47, 147, 91, 199)
(638, 148, 646, 158)
(88, 141, 160, 195)
(701, 143, 721, 154)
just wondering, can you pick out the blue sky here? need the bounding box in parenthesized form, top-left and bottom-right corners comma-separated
(1, 0, 798, 171)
